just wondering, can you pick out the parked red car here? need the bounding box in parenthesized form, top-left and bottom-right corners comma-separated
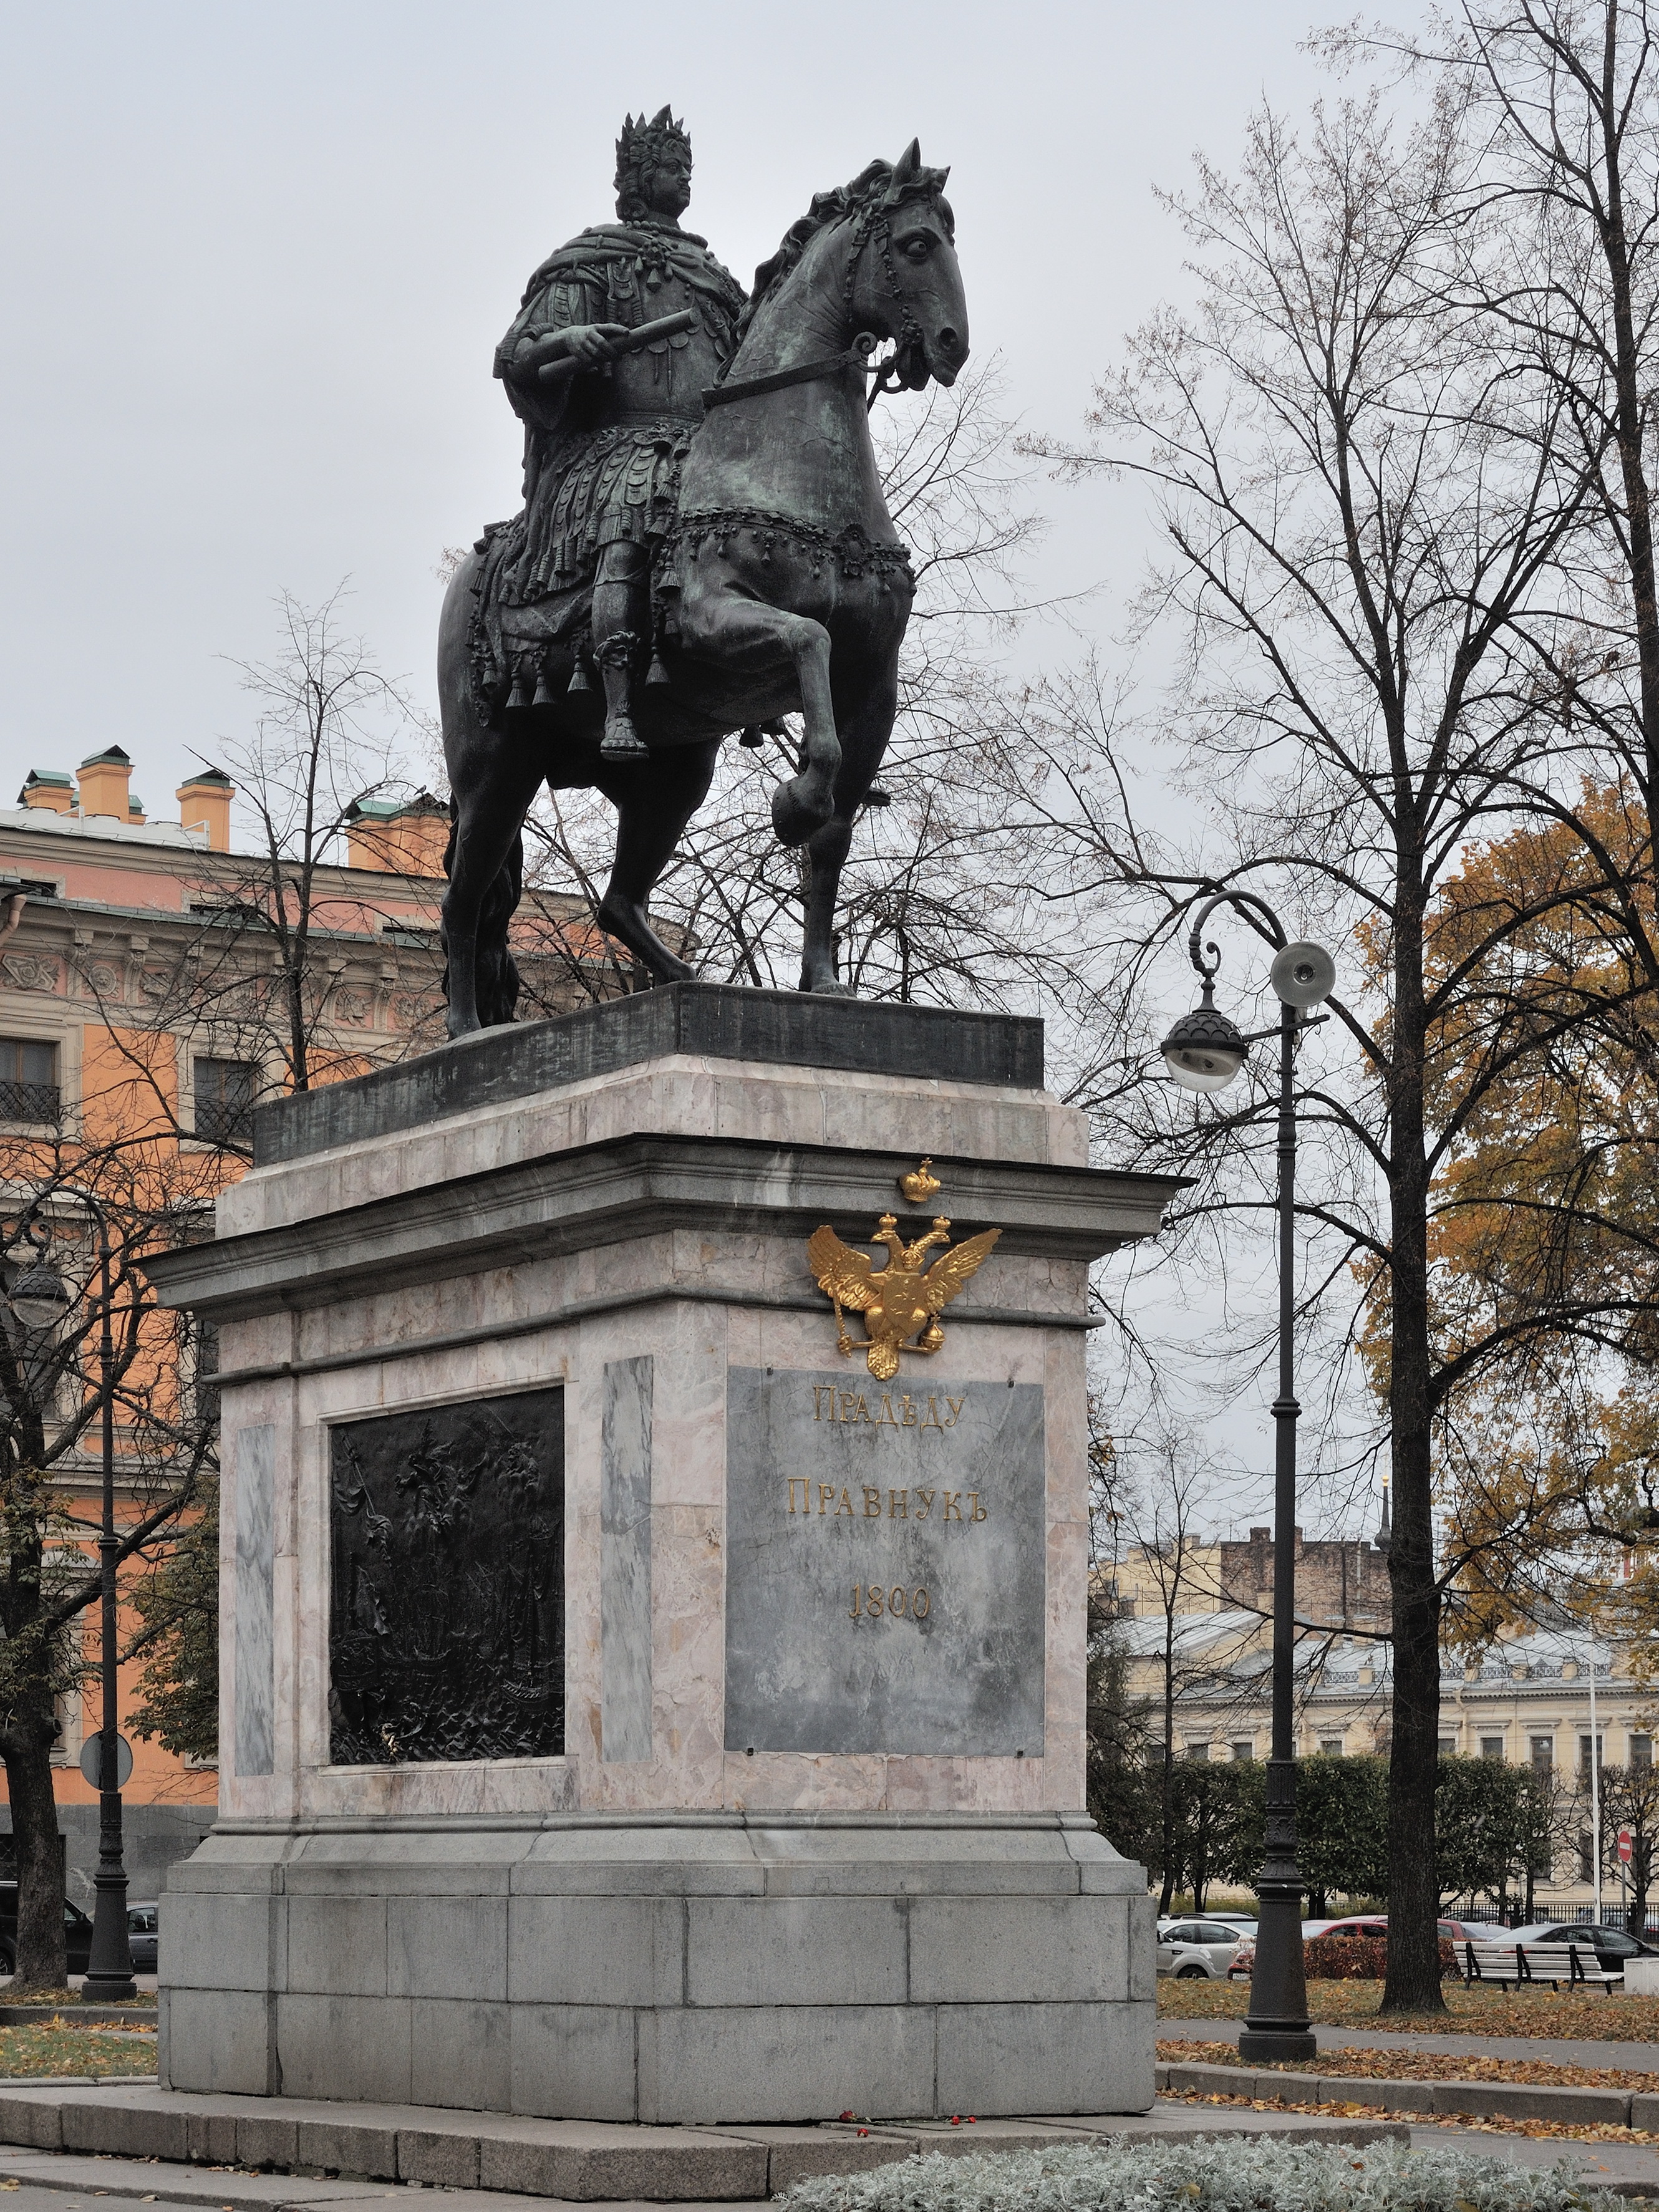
(1227, 1915, 1474, 1978)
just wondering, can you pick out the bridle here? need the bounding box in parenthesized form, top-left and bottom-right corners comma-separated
(701, 196, 937, 416)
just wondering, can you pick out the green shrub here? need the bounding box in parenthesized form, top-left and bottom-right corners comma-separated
(780, 2139, 1629, 2212)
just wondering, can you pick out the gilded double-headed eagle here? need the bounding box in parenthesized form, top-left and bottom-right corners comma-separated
(807, 1214, 1001, 1381)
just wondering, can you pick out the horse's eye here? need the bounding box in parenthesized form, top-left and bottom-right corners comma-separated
(902, 236, 933, 261)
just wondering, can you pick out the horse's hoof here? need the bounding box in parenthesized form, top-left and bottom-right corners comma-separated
(446, 1013, 481, 1040)
(798, 968, 852, 998)
(771, 777, 833, 849)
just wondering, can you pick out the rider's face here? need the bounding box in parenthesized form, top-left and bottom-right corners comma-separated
(642, 154, 692, 220)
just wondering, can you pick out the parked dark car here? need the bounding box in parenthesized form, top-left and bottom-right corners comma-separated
(1513, 1921, 1659, 1974)
(0, 1885, 92, 1974)
(125, 1902, 158, 1973)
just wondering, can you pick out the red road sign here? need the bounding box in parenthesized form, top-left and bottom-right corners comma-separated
(1618, 1827, 1634, 1864)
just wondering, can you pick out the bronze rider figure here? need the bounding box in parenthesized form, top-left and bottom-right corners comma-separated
(492, 110, 747, 760)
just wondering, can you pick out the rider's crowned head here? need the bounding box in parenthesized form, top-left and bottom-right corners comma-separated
(615, 109, 693, 225)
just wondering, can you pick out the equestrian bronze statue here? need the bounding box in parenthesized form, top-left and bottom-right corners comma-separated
(438, 110, 969, 1033)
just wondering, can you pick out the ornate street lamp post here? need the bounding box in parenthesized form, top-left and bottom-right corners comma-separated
(1161, 891, 1335, 2064)
(9, 1191, 137, 1999)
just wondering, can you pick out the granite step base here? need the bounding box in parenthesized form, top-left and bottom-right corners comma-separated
(0, 2085, 1405, 2200)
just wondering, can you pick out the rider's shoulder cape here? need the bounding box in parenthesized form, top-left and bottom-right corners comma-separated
(516, 221, 748, 319)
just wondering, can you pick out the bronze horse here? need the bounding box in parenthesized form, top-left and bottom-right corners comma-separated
(437, 143, 968, 1035)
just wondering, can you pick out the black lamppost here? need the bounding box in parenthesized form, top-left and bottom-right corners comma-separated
(1160, 890, 1335, 2064)
(10, 1191, 137, 1999)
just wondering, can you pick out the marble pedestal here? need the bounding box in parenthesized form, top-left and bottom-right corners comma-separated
(145, 985, 1179, 2123)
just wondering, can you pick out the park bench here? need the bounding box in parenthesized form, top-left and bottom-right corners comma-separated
(1462, 1938, 1622, 1991)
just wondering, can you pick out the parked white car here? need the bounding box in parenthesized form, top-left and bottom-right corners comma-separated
(1156, 1918, 1247, 1979)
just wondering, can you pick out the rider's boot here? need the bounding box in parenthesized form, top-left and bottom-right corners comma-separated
(592, 544, 651, 761)
(596, 631, 649, 760)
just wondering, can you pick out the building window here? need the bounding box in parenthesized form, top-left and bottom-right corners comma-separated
(1481, 1736, 1506, 1760)
(1531, 1735, 1554, 1774)
(1318, 1737, 1345, 1756)
(0, 1038, 59, 1124)
(1633, 1736, 1653, 1770)
(1438, 1736, 1458, 1755)
(193, 1057, 258, 1146)
(191, 1320, 220, 1429)
(1580, 1733, 1603, 1777)
(1231, 1741, 1254, 1762)
(1183, 1740, 1212, 1761)
(1579, 1831, 1595, 1883)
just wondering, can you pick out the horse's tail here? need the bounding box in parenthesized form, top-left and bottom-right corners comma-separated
(440, 801, 522, 1030)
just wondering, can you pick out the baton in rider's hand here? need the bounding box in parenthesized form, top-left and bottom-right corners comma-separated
(521, 311, 699, 385)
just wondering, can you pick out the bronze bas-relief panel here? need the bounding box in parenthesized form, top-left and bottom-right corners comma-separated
(327, 1388, 564, 1765)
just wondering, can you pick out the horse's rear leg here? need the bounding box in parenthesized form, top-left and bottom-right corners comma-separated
(594, 743, 718, 982)
(442, 764, 544, 1037)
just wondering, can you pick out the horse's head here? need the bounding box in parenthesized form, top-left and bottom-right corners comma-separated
(848, 141, 967, 390)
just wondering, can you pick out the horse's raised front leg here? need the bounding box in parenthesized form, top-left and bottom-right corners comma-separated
(594, 743, 718, 981)
(442, 763, 544, 1038)
(800, 664, 899, 995)
(680, 586, 839, 848)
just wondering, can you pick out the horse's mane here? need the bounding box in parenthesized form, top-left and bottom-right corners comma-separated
(735, 155, 952, 345)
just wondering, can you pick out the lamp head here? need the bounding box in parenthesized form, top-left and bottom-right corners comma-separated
(1161, 980, 1249, 1093)
(9, 1258, 70, 1332)
(1270, 940, 1337, 1010)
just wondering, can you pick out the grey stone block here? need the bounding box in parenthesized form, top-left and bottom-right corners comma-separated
(910, 1896, 1128, 2004)
(506, 2005, 639, 2124)
(0, 2092, 64, 2150)
(164, 1892, 283, 1992)
(1429, 2080, 1630, 2125)
(708, 2126, 917, 2191)
(278, 1995, 412, 2105)
(410, 1999, 511, 2112)
(186, 2110, 241, 2163)
(937, 2000, 1156, 2116)
(508, 1895, 683, 2007)
(1632, 2092, 1659, 2132)
(236, 2112, 301, 2167)
(155, 1989, 278, 2097)
(291, 2113, 401, 2180)
(397, 2126, 481, 2188)
(687, 1898, 905, 2007)
(1258, 2073, 1324, 2108)
(1163, 2062, 1254, 2099)
(1345, 2079, 1437, 2115)
(389, 1895, 507, 2002)
(639, 2003, 936, 2125)
(482, 2119, 770, 2202)
(252, 983, 1045, 1166)
(59, 2098, 191, 2161)
(286, 1897, 388, 1998)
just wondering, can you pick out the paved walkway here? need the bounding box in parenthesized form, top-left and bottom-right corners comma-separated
(1161, 2019, 1659, 2071)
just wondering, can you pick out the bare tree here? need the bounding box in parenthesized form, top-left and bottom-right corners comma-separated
(0, 1133, 217, 1989)
(1012, 78, 1645, 2011)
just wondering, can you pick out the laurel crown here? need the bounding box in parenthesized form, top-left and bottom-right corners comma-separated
(615, 107, 692, 211)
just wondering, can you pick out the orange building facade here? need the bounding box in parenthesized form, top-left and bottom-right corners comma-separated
(0, 748, 590, 1905)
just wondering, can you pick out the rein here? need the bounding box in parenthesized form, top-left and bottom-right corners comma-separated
(702, 332, 901, 413)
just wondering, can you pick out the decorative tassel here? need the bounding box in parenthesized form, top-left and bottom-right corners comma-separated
(531, 659, 556, 708)
(567, 660, 592, 693)
(508, 660, 534, 710)
(739, 727, 765, 748)
(646, 650, 670, 685)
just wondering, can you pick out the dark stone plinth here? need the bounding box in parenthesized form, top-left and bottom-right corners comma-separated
(253, 984, 1044, 1167)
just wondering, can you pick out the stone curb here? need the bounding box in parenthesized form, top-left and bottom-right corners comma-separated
(1158, 2059, 1657, 2128)
(0, 2087, 1413, 2200)
(0, 2009, 158, 2029)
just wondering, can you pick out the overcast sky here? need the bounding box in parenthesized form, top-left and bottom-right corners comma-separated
(0, 0, 1352, 818)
